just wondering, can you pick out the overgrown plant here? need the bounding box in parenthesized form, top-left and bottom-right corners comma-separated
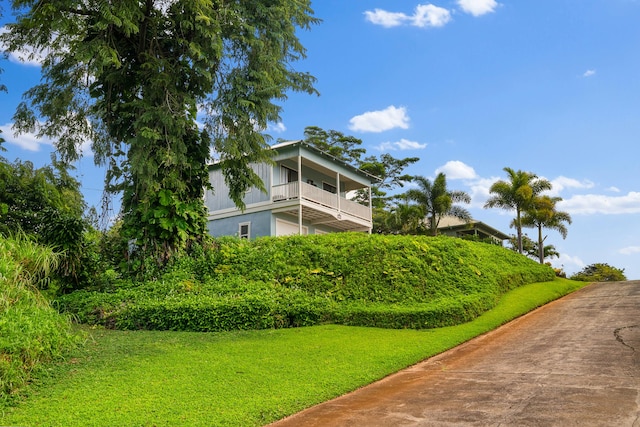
(0, 234, 80, 402)
(2, 0, 319, 264)
(57, 234, 555, 331)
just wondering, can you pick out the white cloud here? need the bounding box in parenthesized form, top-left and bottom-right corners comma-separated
(349, 105, 410, 133)
(457, 0, 499, 17)
(267, 122, 286, 133)
(547, 176, 595, 196)
(583, 69, 596, 77)
(0, 123, 54, 151)
(363, 9, 408, 28)
(376, 138, 427, 151)
(608, 186, 621, 193)
(0, 26, 46, 66)
(364, 4, 451, 28)
(0, 122, 93, 156)
(413, 4, 452, 28)
(467, 176, 500, 208)
(435, 160, 478, 180)
(558, 192, 640, 215)
(551, 253, 585, 275)
(619, 246, 640, 255)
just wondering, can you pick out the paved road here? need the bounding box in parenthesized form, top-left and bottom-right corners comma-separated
(270, 281, 640, 426)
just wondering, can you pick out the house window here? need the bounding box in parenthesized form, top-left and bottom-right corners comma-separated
(322, 182, 337, 194)
(281, 166, 298, 184)
(239, 222, 251, 239)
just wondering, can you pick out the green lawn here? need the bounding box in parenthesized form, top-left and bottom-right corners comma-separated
(1, 278, 589, 427)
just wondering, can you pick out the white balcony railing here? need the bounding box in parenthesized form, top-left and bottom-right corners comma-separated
(272, 181, 370, 221)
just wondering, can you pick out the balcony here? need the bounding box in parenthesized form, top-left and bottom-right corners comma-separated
(271, 181, 371, 222)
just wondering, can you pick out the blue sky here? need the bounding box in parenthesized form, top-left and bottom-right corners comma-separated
(1, 0, 639, 279)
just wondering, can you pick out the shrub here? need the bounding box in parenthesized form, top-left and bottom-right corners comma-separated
(569, 263, 627, 282)
(57, 234, 554, 332)
(0, 235, 81, 403)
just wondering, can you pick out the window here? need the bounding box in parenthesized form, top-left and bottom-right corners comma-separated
(239, 222, 251, 239)
(322, 182, 337, 194)
(281, 166, 298, 183)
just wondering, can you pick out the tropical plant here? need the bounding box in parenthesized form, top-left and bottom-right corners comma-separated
(380, 197, 425, 234)
(570, 263, 627, 282)
(507, 234, 560, 262)
(1, 1, 319, 264)
(520, 195, 572, 263)
(405, 173, 471, 236)
(0, 234, 80, 401)
(484, 167, 551, 255)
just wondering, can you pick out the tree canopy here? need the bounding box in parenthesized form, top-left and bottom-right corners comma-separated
(405, 173, 471, 236)
(484, 167, 551, 255)
(1, 0, 319, 261)
(520, 195, 572, 264)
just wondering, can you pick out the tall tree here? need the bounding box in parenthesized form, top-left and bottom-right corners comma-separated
(484, 167, 551, 255)
(405, 173, 471, 236)
(302, 126, 366, 164)
(1, 0, 318, 262)
(520, 195, 572, 264)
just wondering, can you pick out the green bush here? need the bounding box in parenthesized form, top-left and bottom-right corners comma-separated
(57, 234, 554, 332)
(569, 263, 627, 282)
(0, 235, 81, 403)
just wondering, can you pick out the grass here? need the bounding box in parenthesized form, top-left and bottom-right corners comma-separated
(1, 278, 589, 426)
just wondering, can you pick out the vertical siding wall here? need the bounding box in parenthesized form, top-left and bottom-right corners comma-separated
(205, 163, 271, 212)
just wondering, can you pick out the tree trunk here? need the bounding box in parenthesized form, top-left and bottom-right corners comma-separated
(538, 224, 544, 264)
(516, 209, 523, 254)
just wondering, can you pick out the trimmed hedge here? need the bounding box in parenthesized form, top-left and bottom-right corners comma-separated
(57, 234, 554, 331)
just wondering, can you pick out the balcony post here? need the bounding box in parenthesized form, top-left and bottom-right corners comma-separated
(336, 172, 341, 213)
(369, 185, 373, 234)
(298, 153, 303, 235)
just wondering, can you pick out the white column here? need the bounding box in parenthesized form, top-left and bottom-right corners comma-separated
(298, 154, 303, 235)
(336, 172, 341, 212)
(368, 184, 373, 234)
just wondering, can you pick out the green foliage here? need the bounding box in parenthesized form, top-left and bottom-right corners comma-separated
(405, 173, 471, 236)
(3, 0, 319, 263)
(57, 234, 554, 331)
(0, 157, 94, 292)
(520, 195, 572, 264)
(484, 167, 552, 254)
(2, 278, 588, 426)
(569, 263, 627, 282)
(0, 235, 81, 403)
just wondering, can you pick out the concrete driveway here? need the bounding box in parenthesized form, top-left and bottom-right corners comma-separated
(270, 281, 640, 426)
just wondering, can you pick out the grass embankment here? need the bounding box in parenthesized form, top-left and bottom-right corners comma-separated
(0, 235, 81, 405)
(58, 234, 555, 331)
(2, 278, 589, 426)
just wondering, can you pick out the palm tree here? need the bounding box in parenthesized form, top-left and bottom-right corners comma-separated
(406, 173, 471, 236)
(386, 201, 425, 235)
(521, 195, 572, 264)
(484, 167, 551, 255)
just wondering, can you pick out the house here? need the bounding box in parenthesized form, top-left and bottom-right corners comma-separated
(205, 140, 381, 238)
(437, 216, 510, 245)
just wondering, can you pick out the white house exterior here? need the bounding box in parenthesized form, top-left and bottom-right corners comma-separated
(205, 140, 380, 238)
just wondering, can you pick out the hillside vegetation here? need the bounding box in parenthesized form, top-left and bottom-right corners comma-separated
(0, 235, 80, 402)
(58, 233, 554, 331)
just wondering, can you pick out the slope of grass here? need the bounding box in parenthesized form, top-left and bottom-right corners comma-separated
(0, 235, 81, 404)
(58, 234, 555, 331)
(2, 278, 588, 426)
